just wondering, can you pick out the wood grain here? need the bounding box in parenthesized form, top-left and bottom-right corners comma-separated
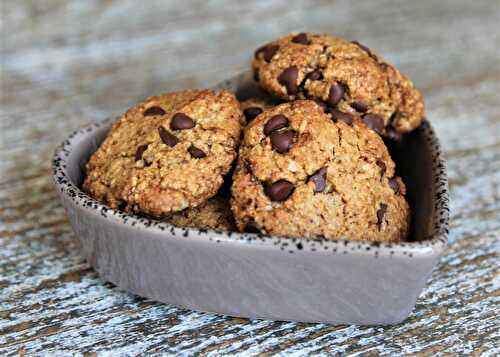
(1, 0, 499, 355)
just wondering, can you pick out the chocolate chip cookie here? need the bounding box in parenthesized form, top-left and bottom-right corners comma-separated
(163, 196, 235, 231)
(253, 32, 424, 137)
(83, 89, 243, 217)
(230, 100, 410, 241)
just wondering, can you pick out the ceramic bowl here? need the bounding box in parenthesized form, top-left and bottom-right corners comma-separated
(52, 71, 449, 325)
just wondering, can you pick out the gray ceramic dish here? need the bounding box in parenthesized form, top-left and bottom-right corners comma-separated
(52, 71, 449, 325)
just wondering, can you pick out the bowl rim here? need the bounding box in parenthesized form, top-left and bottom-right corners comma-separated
(52, 90, 449, 258)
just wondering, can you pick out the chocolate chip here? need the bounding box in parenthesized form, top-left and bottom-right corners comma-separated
(278, 66, 299, 95)
(255, 44, 280, 62)
(158, 126, 179, 147)
(143, 106, 165, 116)
(171, 113, 195, 130)
(291, 33, 310, 45)
(377, 203, 387, 226)
(329, 109, 353, 125)
(243, 107, 263, 122)
(307, 70, 323, 81)
(265, 180, 295, 201)
(363, 113, 385, 134)
(308, 167, 327, 193)
(327, 83, 344, 107)
(244, 223, 261, 233)
(270, 130, 294, 154)
(389, 178, 400, 194)
(376, 160, 386, 178)
(351, 101, 368, 113)
(386, 128, 403, 141)
(135, 144, 148, 161)
(188, 146, 207, 158)
(264, 114, 288, 136)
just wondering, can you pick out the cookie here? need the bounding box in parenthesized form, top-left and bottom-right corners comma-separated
(230, 100, 410, 241)
(83, 89, 243, 217)
(163, 196, 235, 232)
(252, 32, 424, 137)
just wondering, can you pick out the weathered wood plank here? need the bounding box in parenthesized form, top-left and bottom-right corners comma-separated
(1, 0, 499, 355)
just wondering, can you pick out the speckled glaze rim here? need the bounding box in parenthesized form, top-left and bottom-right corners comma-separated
(52, 106, 449, 259)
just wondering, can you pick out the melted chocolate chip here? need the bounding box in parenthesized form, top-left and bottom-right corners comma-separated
(143, 106, 166, 116)
(188, 146, 207, 158)
(389, 178, 400, 194)
(291, 33, 311, 45)
(243, 107, 263, 122)
(329, 109, 353, 125)
(377, 203, 387, 226)
(171, 113, 195, 130)
(265, 180, 295, 201)
(278, 66, 299, 95)
(255, 44, 280, 62)
(376, 160, 386, 178)
(264, 114, 288, 136)
(158, 126, 179, 147)
(351, 101, 368, 113)
(270, 130, 294, 154)
(307, 70, 323, 81)
(308, 167, 327, 193)
(327, 83, 344, 107)
(363, 113, 385, 134)
(135, 144, 148, 161)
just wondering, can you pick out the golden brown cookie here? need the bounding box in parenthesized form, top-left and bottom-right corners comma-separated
(83, 89, 243, 217)
(230, 100, 410, 241)
(252, 32, 424, 137)
(163, 196, 235, 232)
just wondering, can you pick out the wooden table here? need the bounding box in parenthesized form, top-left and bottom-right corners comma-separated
(1, 1, 499, 355)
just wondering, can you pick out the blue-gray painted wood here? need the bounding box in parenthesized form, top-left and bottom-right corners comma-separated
(1, 0, 499, 355)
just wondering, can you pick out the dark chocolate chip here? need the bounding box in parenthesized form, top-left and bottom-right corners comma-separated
(143, 106, 166, 116)
(135, 144, 148, 161)
(255, 44, 280, 62)
(308, 167, 327, 193)
(244, 223, 261, 233)
(278, 66, 299, 95)
(264, 114, 288, 136)
(265, 180, 295, 202)
(363, 113, 385, 134)
(329, 109, 353, 125)
(386, 128, 403, 141)
(263, 44, 280, 62)
(291, 33, 311, 45)
(270, 130, 294, 154)
(351, 101, 368, 113)
(243, 107, 263, 122)
(307, 70, 323, 81)
(389, 178, 400, 194)
(171, 113, 195, 130)
(188, 146, 207, 158)
(327, 83, 344, 107)
(158, 126, 179, 147)
(377, 203, 387, 226)
(376, 160, 386, 178)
